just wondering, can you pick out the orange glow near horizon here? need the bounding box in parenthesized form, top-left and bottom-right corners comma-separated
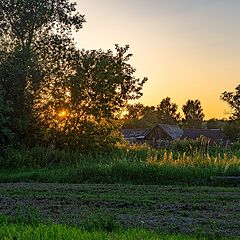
(75, 0, 240, 119)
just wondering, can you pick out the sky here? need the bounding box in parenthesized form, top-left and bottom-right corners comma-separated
(74, 0, 240, 119)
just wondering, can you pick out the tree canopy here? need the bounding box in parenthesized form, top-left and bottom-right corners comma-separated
(0, 0, 148, 150)
(221, 84, 240, 120)
(182, 99, 204, 128)
(36, 45, 147, 149)
(156, 97, 180, 124)
(220, 84, 240, 141)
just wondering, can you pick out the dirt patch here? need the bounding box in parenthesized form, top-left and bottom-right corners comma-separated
(0, 183, 239, 237)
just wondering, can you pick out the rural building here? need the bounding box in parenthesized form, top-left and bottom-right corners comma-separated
(182, 128, 227, 144)
(121, 125, 228, 146)
(144, 124, 183, 142)
(121, 128, 151, 143)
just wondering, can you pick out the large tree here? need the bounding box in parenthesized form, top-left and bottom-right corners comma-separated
(221, 85, 240, 120)
(125, 103, 146, 120)
(0, 1, 148, 150)
(221, 85, 240, 141)
(0, 0, 85, 145)
(33, 45, 147, 149)
(205, 118, 225, 129)
(0, 84, 14, 148)
(123, 104, 156, 129)
(156, 97, 180, 124)
(182, 99, 204, 128)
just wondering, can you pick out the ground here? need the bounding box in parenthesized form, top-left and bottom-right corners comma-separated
(0, 183, 239, 237)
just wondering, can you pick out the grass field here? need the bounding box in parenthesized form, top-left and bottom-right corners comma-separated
(1, 162, 240, 186)
(1, 145, 239, 239)
(0, 183, 239, 238)
(1, 223, 238, 240)
(0, 145, 239, 186)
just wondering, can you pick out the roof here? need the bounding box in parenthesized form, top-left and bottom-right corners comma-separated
(144, 124, 183, 140)
(121, 128, 151, 140)
(182, 129, 226, 140)
(158, 124, 183, 139)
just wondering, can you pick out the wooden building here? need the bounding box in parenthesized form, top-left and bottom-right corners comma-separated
(121, 125, 228, 146)
(121, 128, 151, 143)
(144, 124, 183, 146)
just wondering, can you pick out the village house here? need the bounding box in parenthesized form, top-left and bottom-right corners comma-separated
(121, 124, 183, 145)
(144, 124, 183, 143)
(121, 124, 228, 146)
(120, 128, 151, 143)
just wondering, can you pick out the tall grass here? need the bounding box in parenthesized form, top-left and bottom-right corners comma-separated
(1, 141, 239, 170)
(0, 140, 239, 185)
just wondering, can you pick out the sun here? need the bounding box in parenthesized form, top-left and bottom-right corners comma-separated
(58, 109, 67, 117)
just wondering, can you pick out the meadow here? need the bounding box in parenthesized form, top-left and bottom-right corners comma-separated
(1, 140, 239, 186)
(1, 141, 239, 239)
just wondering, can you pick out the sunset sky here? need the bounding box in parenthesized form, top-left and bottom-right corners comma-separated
(75, 0, 240, 119)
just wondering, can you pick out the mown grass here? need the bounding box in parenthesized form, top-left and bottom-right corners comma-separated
(1, 211, 238, 240)
(2, 223, 236, 240)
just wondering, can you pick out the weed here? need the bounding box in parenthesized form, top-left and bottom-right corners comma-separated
(13, 203, 41, 225)
(81, 209, 120, 232)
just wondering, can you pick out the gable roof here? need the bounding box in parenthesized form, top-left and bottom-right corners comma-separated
(144, 124, 183, 140)
(158, 124, 183, 139)
(182, 128, 226, 140)
(121, 128, 151, 140)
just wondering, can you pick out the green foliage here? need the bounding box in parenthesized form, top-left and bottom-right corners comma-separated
(123, 104, 157, 128)
(223, 120, 240, 142)
(0, 0, 85, 46)
(0, 1, 147, 151)
(36, 45, 147, 150)
(1, 144, 239, 186)
(182, 99, 205, 128)
(81, 210, 120, 232)
(13, 204, 41, 226)
(0, 84, 14, 148)
(0, 0, 85, 148)
(205, 118, 225, 129)
(122, 97, 182, 128)
(125, 103, 146, 120)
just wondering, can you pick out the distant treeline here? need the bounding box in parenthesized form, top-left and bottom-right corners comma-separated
(122, 96, 240, 142)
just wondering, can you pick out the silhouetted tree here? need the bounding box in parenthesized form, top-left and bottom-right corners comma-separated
(156, 97, 180, 124)
(142, 106, 157, 127)
(0, 0, 85, 145)
(205, 118, 225, 129)
(182, 99, 204, 128)
(36, 45, 147, 149)
(125, 103, 145, 120)
(0, 84, 14, 148)
(221, 85, 240, 120)
(223, 120, 240, 142)
(123, 104, 156, 128)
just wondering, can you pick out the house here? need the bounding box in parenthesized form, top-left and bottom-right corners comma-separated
(144, 124, 183, 143)
(121, 128, 151, 143)
(121, 125, 228, 146)
(182, 128, 227, 144)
